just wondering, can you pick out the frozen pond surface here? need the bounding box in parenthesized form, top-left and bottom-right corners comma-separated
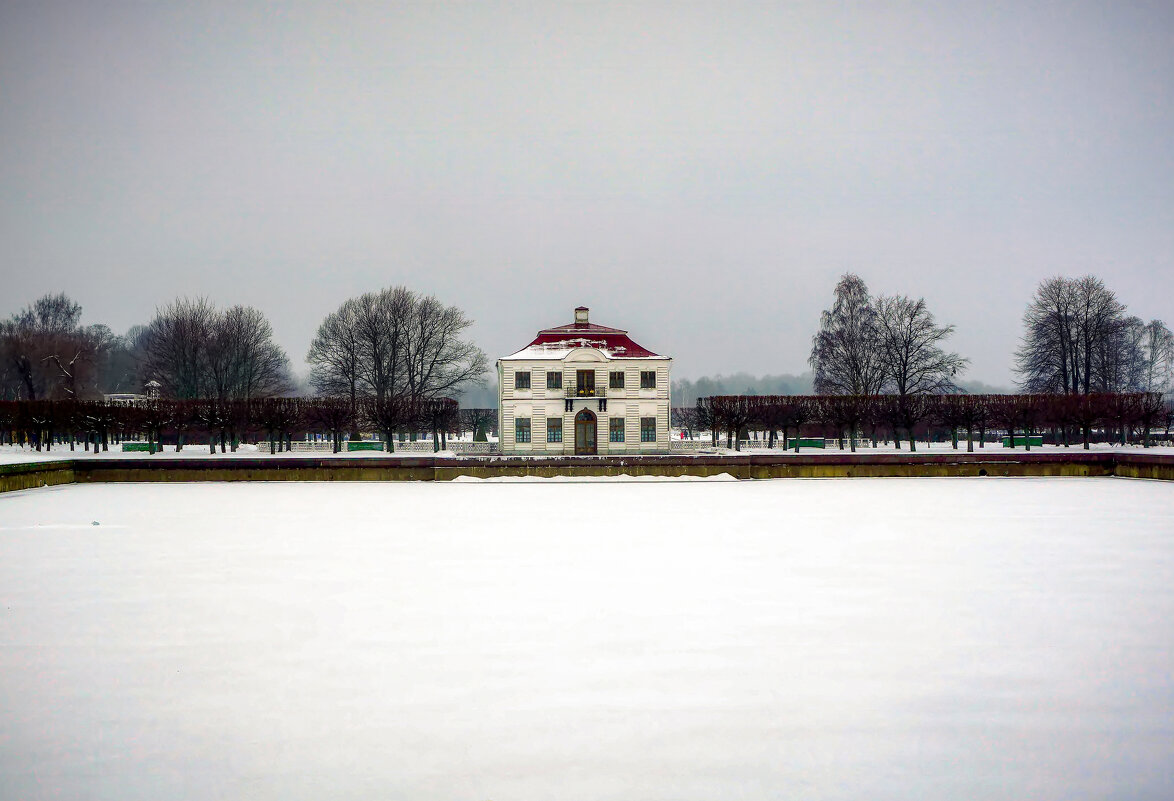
(1, 478, 1172, 800)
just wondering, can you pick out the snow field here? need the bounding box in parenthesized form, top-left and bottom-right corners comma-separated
(1, 478, 1173, 800)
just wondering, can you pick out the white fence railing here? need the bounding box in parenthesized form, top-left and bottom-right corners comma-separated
(265, 440, 500, 454)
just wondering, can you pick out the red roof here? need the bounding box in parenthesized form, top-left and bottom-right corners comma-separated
(524, 318, 663, 358)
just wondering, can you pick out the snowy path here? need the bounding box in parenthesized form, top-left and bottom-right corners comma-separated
(1, 479, 1172, 800)
(3, 442, 1174, 464)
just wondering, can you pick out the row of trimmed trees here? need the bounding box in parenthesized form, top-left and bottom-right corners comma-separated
(0, 397, 497, 455)
(684, 393, 1172, 452)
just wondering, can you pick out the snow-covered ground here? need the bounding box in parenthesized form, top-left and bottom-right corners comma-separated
(1, 479, 1172, 799)
(2, 441, 1173, 464)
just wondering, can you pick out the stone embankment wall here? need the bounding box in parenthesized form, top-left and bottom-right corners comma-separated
(3, 452, 1172, 493)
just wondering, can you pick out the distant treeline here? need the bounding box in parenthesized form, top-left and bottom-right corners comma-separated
(0, 398, 499, 455)
(678, 393, 1172, 451)
(671, 373, 814, 406)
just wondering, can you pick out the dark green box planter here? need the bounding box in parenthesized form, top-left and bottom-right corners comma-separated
(1002, 435, 1044, 447)
(346, 441, 385, 452)
(786, 438, 826, 449)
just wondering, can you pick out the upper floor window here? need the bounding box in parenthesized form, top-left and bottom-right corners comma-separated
(515, 417, 532, 443)
(640, 416, 657, 442)
(515, 371, 531, 390)
(640, 370, 656, 389)
(609, 371, 625, 389)
(546, 371, 562, 390)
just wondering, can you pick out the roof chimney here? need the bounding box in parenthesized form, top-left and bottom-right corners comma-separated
(574, 306, 589, 324)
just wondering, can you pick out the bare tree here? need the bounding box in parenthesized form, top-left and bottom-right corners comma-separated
(809, 274, 886, 396)
(0, 293, 108, 400)
(141, 299, 289, 400)
(1015, 276, 1076, 393)
(207, 305, 292, 401)
(139, 297, 217, 399)
(307, 297, 364, 416)
(353, 287, 413, 403)
(1139, 320, 1174, 394)
(1016, 275, 1139, 394)
(1092, 314, 1145, 393)
(460, 407, 497, 441)
(874, 294, 967, 397)
(308, 287, 484, 414)
(402, 295, 488, 400)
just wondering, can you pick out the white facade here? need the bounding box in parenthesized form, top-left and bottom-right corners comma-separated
(497, 307, 672, 455)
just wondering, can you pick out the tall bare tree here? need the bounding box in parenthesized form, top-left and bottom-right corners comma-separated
(809, 274, 886, 396)
(307, 286, 486, 407)
(1016, 275, 1145, 394)
(0, 293, 108, 400)
(140, 298, 290, 400)
(874, 294, 967, 397)
(140, 297, 216, 399)
(1139, 319, 1174, 394)
(207, 305, 292, 401)
(307, 297, 364, 416)
(403, 295, 488, 400)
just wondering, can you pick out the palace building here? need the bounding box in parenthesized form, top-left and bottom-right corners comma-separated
(497, 307, 672, 455)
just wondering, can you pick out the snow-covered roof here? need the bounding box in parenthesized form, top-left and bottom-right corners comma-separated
(501, 308, 668, 361)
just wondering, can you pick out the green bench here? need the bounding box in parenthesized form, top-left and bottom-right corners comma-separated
(121, 442, 152, 452)
(1002, 435, 1044, 447)
(346, 441, 385, 452)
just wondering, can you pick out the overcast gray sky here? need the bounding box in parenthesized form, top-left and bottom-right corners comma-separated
(2, 1, 1171, 384)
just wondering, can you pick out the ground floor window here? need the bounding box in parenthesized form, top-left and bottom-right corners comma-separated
(640, 416, 656, 442)
(609, 417, 625, 442)
(547, 418, 562, 443)
(515, 417, 531, 443)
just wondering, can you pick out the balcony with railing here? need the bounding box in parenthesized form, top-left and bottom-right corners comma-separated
(565, 385, 600, 398)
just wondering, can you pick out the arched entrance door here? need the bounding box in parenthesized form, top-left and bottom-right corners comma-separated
(574, 409, 597, 455)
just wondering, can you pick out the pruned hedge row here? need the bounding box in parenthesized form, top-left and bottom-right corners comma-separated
(0, 396, 462, 454)
(693, 393, 1172, 451)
